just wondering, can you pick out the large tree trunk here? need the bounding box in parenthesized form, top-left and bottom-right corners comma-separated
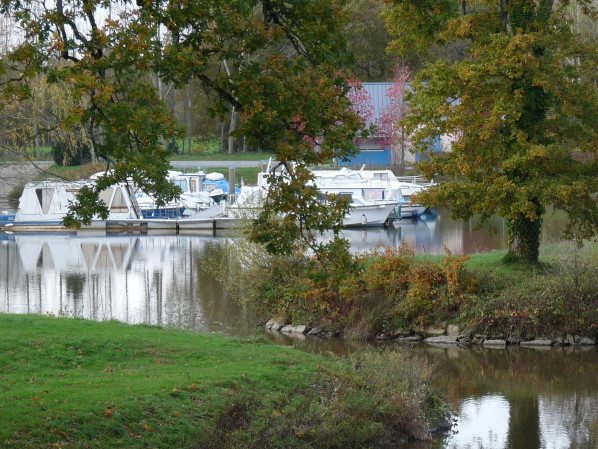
(506, 203, 543, 263)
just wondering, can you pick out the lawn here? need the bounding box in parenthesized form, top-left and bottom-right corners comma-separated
(0, 314, 443, 448)
(0, 315, 324, 448)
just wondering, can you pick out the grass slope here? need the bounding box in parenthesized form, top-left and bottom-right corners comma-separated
(0, 314, 445, 449)
(0, 315, 321, 448)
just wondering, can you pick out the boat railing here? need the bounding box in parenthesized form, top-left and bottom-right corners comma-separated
(394, 175, 435, 186)
(125, 184, 143, 219)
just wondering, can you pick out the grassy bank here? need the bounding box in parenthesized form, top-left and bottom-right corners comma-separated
(0, 314, 446, 449)
(179, 166, 261, 185)
(221, 240, 598, 341)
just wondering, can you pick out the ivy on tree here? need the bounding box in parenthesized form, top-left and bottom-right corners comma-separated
(386, 0, 598, 263)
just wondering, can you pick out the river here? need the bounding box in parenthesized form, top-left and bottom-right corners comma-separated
(1, 211, 596, 448)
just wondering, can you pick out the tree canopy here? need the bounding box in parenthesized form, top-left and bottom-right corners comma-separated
(386, 0, 598, 262)
(0, 0, 364, 254)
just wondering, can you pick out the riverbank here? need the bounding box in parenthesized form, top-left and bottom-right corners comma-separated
(0, 314, 447, 449)
(223, 240, 598, 347)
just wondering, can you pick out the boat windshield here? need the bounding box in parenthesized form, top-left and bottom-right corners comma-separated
(172, 179, 188, 192)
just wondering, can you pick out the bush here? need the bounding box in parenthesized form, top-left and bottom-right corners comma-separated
(462, 247, 598, 338)
(198, 350, 447, 449)
(52, 140, 93, 166)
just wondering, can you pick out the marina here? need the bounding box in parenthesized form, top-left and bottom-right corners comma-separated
(0, 163, 436, 233)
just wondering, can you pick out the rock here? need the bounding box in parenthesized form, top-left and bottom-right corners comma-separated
(307, 327, 323, 336)
(484, 339, 506, 347)
(397, 335, 423, 343)
(577, 337, 596, 346)
(265, 319, 285, 331)
(566, 334, 576, 345)
(424, 335, 458, 345)
(414, 324, 447, 338)
(280, 325, 308, 334)
(447, 324, 460, 337)
(521, 339, 553, 347)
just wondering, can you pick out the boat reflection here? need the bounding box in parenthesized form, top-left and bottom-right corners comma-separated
(0, 232, 257, 335)
(319, 210, 509, 255)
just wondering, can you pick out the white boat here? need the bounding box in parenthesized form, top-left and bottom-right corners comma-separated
(167, 170, 215, 213)
(309, 167, 428, 218)
(0, 176, 237, 233)
(228, 170, 398, 227)
(202, 172, 228, 203)
(356, 168, 434, 217)
(3, 180, 141, 232)
(89, 170, 186, 220)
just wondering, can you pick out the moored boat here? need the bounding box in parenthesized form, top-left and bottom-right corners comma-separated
(356, 168, 434, 217)
(2, 180, 140, 232)
(228, 171, 398, 227)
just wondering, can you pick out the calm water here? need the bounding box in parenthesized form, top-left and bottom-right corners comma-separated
(1, 210, 596, 449)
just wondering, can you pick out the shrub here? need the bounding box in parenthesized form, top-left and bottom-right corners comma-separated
(459, 245, 598, 338)
(52, 140, 93, 166)
(198, 350, 447, 449)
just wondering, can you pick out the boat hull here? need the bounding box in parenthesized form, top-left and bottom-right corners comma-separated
(342, 203, 398, 227)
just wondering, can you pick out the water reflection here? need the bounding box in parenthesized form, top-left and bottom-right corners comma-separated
(396, 345, 598, 449)
(0, 232, 258, 335)
(263, 331, 598, 449)
(319, 211, 509, 255)
(324, 208, 565, 255)
(447, 395, 510, 449)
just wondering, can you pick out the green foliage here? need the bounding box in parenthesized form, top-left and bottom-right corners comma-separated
(51, 140, 92, 166)
(1, 0, 363, 261)
(224, 239, 478, 335)
(386, 0, 598, 263)
(461, 244, 598, 338)
(199, 350, 446, 448)
(344, 0, 395, 81)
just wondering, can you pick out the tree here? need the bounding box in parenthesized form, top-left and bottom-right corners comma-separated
(385, 0, 598, 263)
(378, 64, 411, 173)
(1, 0, 363, 258)
(344, 0, 394, 81)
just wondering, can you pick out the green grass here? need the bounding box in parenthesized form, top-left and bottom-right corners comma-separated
(35, 162, 106, 181)
(31, 163, 261, 185)
(170, 136, 274, 161)
(0, 315, 324, 448)
(171, 151, 274, 162)
(0, 314, 444, 449)
(186, 166, 261, 185)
